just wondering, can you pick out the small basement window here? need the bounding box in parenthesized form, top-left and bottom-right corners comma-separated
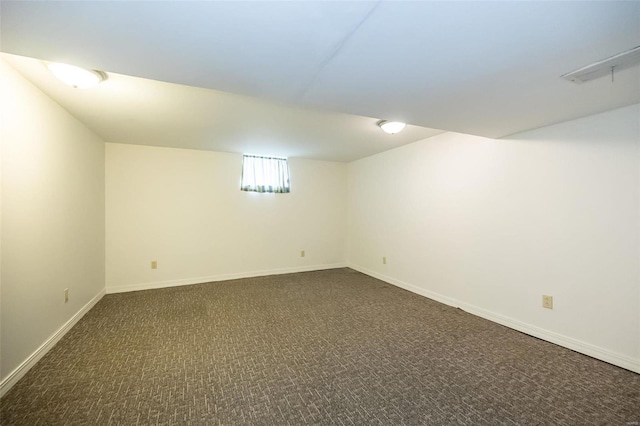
(241, 154, 290, 193)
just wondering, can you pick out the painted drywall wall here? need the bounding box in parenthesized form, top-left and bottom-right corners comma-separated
(106, 144, 347, 292)
(348, 104, 640, 372)
(0, 59, 105, 382)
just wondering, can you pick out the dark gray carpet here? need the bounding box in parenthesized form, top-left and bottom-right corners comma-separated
(1, 268, 638, 425)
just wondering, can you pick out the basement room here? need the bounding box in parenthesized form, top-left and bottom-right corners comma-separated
(1, 1, 639, 424)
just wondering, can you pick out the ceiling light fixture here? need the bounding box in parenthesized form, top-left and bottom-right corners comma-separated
(46, 62, 106, 88)
(377, 120, 406, 134)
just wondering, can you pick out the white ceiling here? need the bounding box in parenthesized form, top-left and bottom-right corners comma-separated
(3, 53, 442, 162)
(1, 1, 639, 159)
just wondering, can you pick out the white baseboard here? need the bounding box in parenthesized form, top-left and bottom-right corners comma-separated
(348, 263, 640, 374)
(107, 263, 348, 294)
(0, 288, 106, 398)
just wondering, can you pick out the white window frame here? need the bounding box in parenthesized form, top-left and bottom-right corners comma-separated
(241, 154, 290, 193)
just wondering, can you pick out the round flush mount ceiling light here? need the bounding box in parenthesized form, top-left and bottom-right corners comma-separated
(46, 62, 107, 89)
(377, 120, 406, 135)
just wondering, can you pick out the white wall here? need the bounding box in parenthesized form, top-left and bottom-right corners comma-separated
(348, 104, 640, 372)
(0, 60, 105, 385)
(106, 143, 347, 292)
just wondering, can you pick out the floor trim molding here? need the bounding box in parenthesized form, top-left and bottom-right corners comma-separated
(348, 263, 640, 374)
(106, 263, 348, 294)
(0, 288, 106, 398)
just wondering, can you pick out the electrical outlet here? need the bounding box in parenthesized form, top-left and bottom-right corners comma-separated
(382, 256, 387, 265)
(151, 260, 158, 269)
(542, 295, 553, 309)
(64, 288, 69, 303)
(301, 250, 305, 258)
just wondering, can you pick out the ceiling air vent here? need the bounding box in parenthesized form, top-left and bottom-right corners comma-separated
(561, 46, 640, 84)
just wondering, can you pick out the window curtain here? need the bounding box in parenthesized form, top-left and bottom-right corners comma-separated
(241, 155, 290, 193)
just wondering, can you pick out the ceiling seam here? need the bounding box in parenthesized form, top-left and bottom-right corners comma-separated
(295, 1, 381, 101)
